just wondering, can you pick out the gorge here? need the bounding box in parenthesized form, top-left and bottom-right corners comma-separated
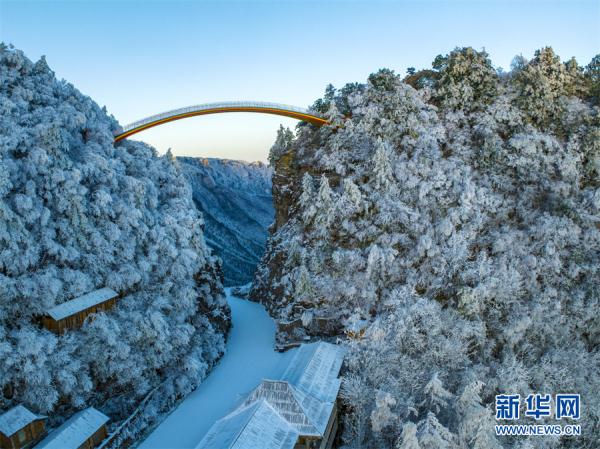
(1, 43, 599, 449)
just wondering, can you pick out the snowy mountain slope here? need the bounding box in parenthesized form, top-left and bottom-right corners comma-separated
(253, 48, 600, 448)
(178, 157, 274, 286)
(0, 45, 229, 439)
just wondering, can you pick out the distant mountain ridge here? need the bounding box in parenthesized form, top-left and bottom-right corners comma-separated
(178, 157, 274, 286)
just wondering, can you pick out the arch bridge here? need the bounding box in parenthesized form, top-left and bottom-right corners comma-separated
(113, 101, 328, 141)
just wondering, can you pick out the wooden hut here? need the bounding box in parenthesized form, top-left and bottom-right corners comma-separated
(196, 341, 345, 449)
(42, 288, 119, 334)
(35, 407, 109, 449)
(0, 405, 46, 449)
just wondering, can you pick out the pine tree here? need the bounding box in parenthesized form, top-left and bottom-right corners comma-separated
(371, 390, 398, 432)
(269, 125, 294, 165)
(300, 173, 316, 224)
(416, 412, 455, 449)
(513, 47, 584, 128)
(433, 47, 499, 112)
(313, 175, 334, 231)
(396, 423, 421, 449)
(421, 373, 453, 415)
(457, 382, 502, 449)
(294, 264, 314, 301)
(372, 141, 394, 190)
(585, 54, 600, 105)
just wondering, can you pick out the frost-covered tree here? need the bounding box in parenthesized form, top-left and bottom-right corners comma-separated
(253, 46, 600, 448)
(457, 382, 502, 449)
(396, 423, 421, 449)
(269, 125, 294, 166)
(432, 47, 499, 112)
(512, 47, 588, 130)
(421, 373, 453, 416)
(0, 45, 230, 438)
(371, 390, 398, 433)
(585, 54, 600, 104)
(417, 412, 455, 449)
(313, 175, 334, 233)
(299, 172, 317, 225)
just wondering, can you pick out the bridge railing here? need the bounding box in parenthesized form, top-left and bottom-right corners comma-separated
(120, 101, 318, 133)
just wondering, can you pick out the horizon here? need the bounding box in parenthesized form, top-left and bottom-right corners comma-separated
(1, 0, 598, 162)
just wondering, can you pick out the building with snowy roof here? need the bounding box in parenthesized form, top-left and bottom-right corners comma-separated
(195, 341, 345, 449)
(35, 407, 109, 449)
(197, 399, 299, 449)
(42, 288, 119, 334)
(0, 404, 46, 449)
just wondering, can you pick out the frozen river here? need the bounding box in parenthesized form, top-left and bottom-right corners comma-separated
(138, 289, 297, 449)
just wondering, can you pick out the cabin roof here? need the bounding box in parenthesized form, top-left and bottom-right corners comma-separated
(195, 399, 298, 449)
(281, 341, 346, 404)
(0, 405, 44, 437)
(46, 288, 118, 321)
(35, 407, 109, 449)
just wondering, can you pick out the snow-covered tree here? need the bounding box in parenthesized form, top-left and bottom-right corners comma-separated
(417, 412, 455, 449)
(253, 46, 600, 448)
(0, 45, 229, 439)
(300, 172, 316, 224)
(268, 125, 294, 166)
(396, 423, 421, 449)
(371, 390, 398, 433)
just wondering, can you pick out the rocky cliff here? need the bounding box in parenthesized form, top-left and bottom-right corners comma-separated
(178, 157, 274, 286)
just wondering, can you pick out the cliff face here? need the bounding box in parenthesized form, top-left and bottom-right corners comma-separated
(178, 157, 274, 286)
(251, 48, 600, 448)
(251, 142, 342, 347)
(0, 46, 229, 437)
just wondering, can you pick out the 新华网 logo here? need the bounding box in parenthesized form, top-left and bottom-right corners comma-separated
(494, 393, 581, 437)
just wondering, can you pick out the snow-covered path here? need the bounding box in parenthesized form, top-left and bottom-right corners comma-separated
(139, 289, 296, 449)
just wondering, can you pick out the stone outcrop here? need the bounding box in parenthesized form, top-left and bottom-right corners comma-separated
(251, 144, 343, 344)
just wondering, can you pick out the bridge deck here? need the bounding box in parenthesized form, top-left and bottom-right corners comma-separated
(114, 101, 327, 141)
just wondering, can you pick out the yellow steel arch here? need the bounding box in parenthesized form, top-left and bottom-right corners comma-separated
(114, 102, 328, 142)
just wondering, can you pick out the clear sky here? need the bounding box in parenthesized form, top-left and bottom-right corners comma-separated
(1, 0, 598, 162)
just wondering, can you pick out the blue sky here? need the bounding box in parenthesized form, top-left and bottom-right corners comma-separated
(1, 0, 598, 162)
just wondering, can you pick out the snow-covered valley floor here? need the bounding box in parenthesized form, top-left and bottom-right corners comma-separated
(138, 288, 297, 449)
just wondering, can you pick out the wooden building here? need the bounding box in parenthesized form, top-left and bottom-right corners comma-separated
(35, 407, 109, 449)
(0, 405, 46, 449)
(42, 288, 119, 334)
(196, 342, 345, 449)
